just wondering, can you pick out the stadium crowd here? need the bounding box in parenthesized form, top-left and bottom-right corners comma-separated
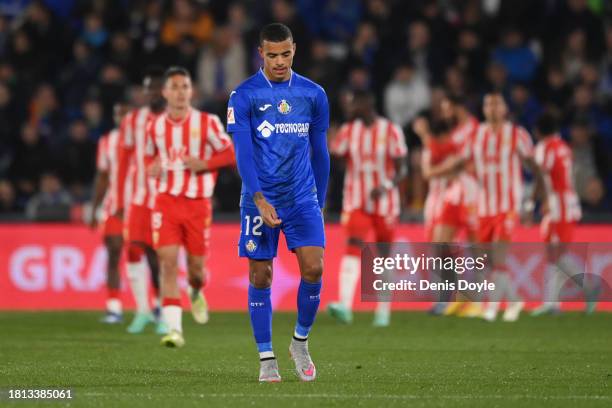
(0, 0, 611, 220)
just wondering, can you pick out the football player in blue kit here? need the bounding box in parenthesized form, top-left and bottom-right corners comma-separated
(227, 23, 330, 382)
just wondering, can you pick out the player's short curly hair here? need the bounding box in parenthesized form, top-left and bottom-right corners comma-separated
(259, 23, 293, 45)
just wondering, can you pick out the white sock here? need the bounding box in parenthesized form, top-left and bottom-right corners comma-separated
(339, 255, 360, 310)
(162, 305, 182, 333)
(106, 298, 122, 314)
(375, 301, 391, 315)
(127, 259, 150, 314)
(544, 264, 562, 307)
(487, 271, 506, 312)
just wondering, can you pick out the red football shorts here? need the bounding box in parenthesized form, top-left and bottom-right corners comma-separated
(541, 216, 575, 243)
(103, 214, 123, 237)
(342, 209, 396, 243)
(126, 204, 153, 246)
(438, 202, 478, 236)
(477, 212, 517, 243)
(152, 193, 212, 256)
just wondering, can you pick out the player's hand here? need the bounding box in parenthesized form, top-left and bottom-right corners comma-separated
(254, 194, 281, 227)
(148, 158, 161, 177)
(184, 156, 206, 173)
(412, 117, 430, 141)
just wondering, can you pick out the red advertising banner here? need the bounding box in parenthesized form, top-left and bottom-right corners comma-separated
(1, 223, 611, 311)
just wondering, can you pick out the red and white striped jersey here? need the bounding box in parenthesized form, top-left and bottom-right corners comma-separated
(534, 135, 581, 223)
(331, 117, 408, 217)
(147, 108, 232, 199)
(451, 115, 479, 147)
(464, 122, 534, 217)
(97, 129, 132, 216)
(121, 107, 157, 209)
(423, 137, 458, 224)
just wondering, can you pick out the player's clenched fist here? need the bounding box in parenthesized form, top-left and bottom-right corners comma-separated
(254, 192, 281, 227)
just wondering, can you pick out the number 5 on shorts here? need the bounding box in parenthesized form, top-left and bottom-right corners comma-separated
(244, 215, 263, 236)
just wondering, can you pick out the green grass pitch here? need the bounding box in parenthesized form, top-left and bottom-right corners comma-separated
(1, 311, 611, 407)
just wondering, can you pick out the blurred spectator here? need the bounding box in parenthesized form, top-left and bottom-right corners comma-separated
(297, 0, 361, 42)
(485, 61, 509, 95)
(346, 22, 378, 69)
(128, 0, 164, 69)
(492, 26, 539, 84)
(561, 28, 589, 83)
(8, 124, 51, 202)
(82, 99, 107, 141)
(96, 64, 128, 120)
(270, 0, 312, 72)
(0, 82, 22, 150)
(28, 83, 63, 145)
(59, 39, 103, 111)
(161, 0, 214, 46)
(0, 179, 18, 214)
(569, 117, 608, 209)
(56, 119, 96, 201)
(384, 62, 431, 130)
(108, 31, 138, 82)
(197, 25, 246, 117)
(0, 16, 8, 57)
(81, 13, 109, 50)
(455, 28, 486, 87)
(8, 30, 40, 85)
(509, 83, 541, 131)
(25, 172, 72, 221)
(540, 66, 572, 112)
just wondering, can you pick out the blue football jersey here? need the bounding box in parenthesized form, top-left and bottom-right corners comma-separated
(227, 69, 329, 208)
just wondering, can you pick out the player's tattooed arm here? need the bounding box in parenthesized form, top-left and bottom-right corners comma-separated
(253, 192, 282, 227)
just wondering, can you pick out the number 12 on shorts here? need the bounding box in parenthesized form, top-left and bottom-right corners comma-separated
(244, 215, 263, 236)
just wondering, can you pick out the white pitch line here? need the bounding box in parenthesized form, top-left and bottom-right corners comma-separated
(79, 392, 610, 400)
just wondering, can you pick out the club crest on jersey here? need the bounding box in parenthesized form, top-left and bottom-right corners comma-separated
(245, 239, 257, 253)
(257, 120, 275, 138)
(277, 99, 291, 114)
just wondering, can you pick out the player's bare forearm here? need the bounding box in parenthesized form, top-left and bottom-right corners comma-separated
(426, 156, 464, 179)
(371, 158, 408, 200)
(524, 156, 547, 209)
(90, 172, 109, 228)
(253, 192, 281, 227)
(194, 146, 236, 173)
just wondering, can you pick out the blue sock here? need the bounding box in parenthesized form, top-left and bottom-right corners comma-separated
(248, 285, 274, 359)
(294, 279, 322, 340)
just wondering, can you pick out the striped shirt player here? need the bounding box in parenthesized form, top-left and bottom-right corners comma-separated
(423, 135, 479, 240)
(119, 107, 158, 247)
(331, 117, 407, 243)
(535, 134, 581, 242)
(463, 121, 534, 242)
(147, 108, 234, 255)
(97, 128, 132, 237)
(422, 135, 455, 241)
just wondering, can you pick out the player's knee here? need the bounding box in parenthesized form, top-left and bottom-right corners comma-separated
(249, 263, 272, 288)
(301, 258, 323, 283)
(127, 244, 144, 263)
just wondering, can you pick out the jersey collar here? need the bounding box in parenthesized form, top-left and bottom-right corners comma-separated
(259, 68, 294, 88)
